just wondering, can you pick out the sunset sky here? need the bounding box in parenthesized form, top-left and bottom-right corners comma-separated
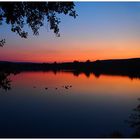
(0, 2, 140, 63)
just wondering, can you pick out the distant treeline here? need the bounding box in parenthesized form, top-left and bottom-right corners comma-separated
(1, 58, 140, 78)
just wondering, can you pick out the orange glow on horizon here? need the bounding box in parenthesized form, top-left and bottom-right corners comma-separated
(0, 39, 140, 63)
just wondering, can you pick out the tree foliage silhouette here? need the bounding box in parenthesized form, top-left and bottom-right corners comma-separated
(126, 98, 140, 137)
(0, 72, 11, 91)
(0, 39, 5, 47)
(0, 2, 77, 46)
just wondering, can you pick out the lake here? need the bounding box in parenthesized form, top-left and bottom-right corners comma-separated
(0, 71, 140, 138)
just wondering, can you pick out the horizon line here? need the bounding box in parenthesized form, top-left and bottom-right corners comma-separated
(1, 57, 140, 64)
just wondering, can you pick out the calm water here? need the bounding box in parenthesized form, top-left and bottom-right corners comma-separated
(0, 71, 140, 137)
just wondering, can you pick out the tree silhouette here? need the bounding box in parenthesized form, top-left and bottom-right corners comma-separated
(126, 98, 140, 137)
(0, 39, 5, 47)
(0, 72, 11, 91)
(0, 2, 77, 46)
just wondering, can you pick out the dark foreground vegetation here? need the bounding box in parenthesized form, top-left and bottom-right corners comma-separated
(1, 58, 140, 79)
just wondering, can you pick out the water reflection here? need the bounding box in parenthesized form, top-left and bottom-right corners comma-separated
(126, 98, 140, 137)
(109, 131, 124, 138)
(0, 69, 140, 92)
(0, 71, 140, 137)
(107, 98, 140, 138)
